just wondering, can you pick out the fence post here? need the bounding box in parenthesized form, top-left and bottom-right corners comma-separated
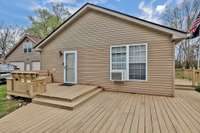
(192, 68, 196, 86)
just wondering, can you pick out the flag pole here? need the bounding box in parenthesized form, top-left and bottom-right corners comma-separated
(198, 50, 199, 69)
(198, 35, 200, 69)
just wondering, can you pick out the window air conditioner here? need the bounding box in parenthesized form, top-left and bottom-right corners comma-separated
(111, 70, 125, 81)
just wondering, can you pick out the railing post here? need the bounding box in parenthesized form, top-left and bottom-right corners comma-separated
(192, 68, 196, 86)
(29, 84, 34, 97)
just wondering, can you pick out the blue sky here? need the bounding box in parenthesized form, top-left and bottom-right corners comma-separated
(0, 0, 182, 27)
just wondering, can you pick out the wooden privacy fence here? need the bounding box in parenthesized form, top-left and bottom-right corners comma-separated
(179, 69, 200, 86)
(7, 70, 52, 98)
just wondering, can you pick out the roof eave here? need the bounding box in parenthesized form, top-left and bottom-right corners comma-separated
(34, 48, 42, 52)
(172, 33, 188, 44)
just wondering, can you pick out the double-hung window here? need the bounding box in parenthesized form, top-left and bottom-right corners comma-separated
(23, 43, 32, 53)
(110, 44, 147, 81)
(111, 46, 126, 71)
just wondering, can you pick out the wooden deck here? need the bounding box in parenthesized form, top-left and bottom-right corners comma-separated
(1, 90, 200, 132)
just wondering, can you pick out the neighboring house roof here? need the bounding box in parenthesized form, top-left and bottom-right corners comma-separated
(35, 3, 187, 49)
(26, 34, 42, 44)
(5, 34, 42, 59)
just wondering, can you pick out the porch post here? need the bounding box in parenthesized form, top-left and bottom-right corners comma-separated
(172, 41, 175, 97)
(192, 68, 196, 86)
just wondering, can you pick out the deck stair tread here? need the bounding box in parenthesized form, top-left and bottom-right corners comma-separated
(33, 87, 102, 110)
(37, 84, 98, 101)
(175, 85, 195, 90)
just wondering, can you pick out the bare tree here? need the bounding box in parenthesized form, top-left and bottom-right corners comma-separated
(162, 0, 200, 68)
(0, 23, 24, 58)
(51, 2, 71, 21)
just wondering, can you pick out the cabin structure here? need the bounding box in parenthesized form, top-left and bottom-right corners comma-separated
(34, 3, 187, 97)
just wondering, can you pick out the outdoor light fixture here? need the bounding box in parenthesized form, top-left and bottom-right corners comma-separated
(59, 50, 63, 57)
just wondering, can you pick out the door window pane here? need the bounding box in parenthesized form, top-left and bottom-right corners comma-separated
(65, 53, 75, 83)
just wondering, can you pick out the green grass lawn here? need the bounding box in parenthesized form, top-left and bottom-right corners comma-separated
(0, 85, 21, 118)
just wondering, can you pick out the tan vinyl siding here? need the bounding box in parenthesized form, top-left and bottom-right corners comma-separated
(41, 10, 174, 96)
(6, 38, 40, 70)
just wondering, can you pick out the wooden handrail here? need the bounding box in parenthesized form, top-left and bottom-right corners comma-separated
(176, 68, 200, 86)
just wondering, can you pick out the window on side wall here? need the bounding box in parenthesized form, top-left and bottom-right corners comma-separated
(111, 46, 126, 71)
(110, 44, 147, 81)
(23, 43, 32, 53)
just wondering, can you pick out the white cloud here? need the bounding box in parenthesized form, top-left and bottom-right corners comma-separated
(67, 6, 79, 13)
(43, 0, 120, 14)
(46, 0, 77, 4)
(86, 0, 110, 4)
(156, 5, 166, 14)
(31, 0, 118, 13)
(137, 0, 177, 24)
(138, 1, 161, 23)
(155, 0, 173, 14)
(139, 1, 153, 15)
(46, 0, 117, 5)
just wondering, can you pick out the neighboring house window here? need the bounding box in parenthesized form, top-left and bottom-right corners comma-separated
(110, 44, 147, 81)
(23, 43, 32, 53)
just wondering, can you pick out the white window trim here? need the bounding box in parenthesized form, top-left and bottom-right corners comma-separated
(110, 43, 148, 81)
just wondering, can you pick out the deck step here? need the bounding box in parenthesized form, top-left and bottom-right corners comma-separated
(32, 88, 102, 110)
(175, 85, 195, 90)
(37, 85, 98, 101)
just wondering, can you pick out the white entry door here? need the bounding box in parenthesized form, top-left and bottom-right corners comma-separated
(26, 64, 31, 71)
(64, 51, 77, 84)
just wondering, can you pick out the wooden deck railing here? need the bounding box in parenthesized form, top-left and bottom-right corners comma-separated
(7, 71, 52, 98)
(177, 68, 200, 86)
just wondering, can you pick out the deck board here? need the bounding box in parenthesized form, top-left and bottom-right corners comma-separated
(160, 97, 183, 133)
(144, 96, 153, 133)
(156, 96, 176, 133)
(1, 90, 200, 133)
(153, 96, 168, 133)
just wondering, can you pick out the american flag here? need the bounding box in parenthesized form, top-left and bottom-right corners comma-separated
(189, 12, 200, 34)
